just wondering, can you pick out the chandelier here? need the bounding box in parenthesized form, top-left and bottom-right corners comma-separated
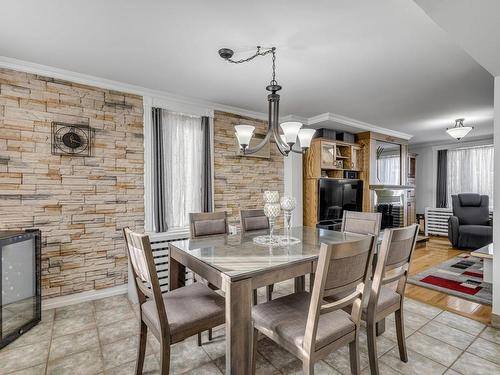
(218, 46, 315, 156)
(446, 118, 473, 140)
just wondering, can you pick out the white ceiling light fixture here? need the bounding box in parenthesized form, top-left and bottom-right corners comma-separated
(446, 118, 473, 140)
(219, 46, 315, 156)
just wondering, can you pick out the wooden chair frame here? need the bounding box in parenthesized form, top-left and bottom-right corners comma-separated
(189, 211, 229, 238)
(253, 235, 376, 375)
(240, 209, 274, 303)
(364, 224, 419, 375)
(341, 210, 382, 236)
(123, 228, 172, 375)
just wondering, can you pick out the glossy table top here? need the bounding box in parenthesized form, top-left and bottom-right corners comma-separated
(169, 226, 368, 279)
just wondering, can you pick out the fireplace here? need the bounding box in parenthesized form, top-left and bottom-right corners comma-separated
(370, 186, 413, 230)
(0, 229, 41, 349)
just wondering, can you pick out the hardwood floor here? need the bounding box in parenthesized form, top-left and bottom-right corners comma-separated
(406, 235, 492, 325)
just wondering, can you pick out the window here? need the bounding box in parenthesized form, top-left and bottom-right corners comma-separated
(447, 145, 494, 208)
(162, 110, 203, 229)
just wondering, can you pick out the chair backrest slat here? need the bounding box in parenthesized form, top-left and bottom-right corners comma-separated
(342, 211, 382, 236)
(189, 211, 229, 238)
(240, 209, 269, 233)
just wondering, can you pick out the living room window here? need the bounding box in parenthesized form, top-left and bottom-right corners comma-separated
(446, 145, 494, 208)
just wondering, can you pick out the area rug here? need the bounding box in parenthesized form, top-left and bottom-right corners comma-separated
(408, 254, 492, 305)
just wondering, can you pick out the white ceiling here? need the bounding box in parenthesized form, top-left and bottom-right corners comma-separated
(415, 0, 500, 77)
(0, 0, 494, 144)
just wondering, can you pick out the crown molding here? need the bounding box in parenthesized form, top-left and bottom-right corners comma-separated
(0, 56, 413, 139)
(307, 112, 413, 140)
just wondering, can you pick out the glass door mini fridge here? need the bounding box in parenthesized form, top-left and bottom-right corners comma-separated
(0, 229, 41, 349)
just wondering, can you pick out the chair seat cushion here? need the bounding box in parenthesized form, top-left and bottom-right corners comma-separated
(459, 225, 493, 238)
(362, 285, 401, 314)
(141, 282, 225, 342)
(252, 292, 355, 351)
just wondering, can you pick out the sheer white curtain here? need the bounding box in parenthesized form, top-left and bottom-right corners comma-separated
(162, 110, 203, 228)
(377, 156, 400, 185)
(447, 145, 494, 208)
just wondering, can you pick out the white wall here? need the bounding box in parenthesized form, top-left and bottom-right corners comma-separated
(493, 76, 500, 320)
(410, 137, 494, 214)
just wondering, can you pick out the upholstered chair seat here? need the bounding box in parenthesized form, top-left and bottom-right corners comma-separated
(252, 292, 356, 351)
(141, 282, 225, 344)
(362, 285, 400, 315)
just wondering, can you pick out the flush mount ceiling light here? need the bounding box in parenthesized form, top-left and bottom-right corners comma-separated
(446, 118, 473, 140)
(218, 46, 315, 156)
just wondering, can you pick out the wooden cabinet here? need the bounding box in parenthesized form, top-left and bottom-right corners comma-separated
(303, 138, 364, 227)
(406, 153, 417, 225)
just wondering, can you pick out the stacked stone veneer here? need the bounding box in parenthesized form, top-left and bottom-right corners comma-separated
(0, 67, 144, 299)
(213, 110, 284, 226)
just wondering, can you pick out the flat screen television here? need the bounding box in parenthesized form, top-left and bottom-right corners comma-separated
(318, 178, 363, 222)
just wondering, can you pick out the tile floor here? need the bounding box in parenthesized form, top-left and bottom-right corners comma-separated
(1, 281, 499, 375)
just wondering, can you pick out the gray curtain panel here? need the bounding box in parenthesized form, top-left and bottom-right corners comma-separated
(436, 149, 448, 208)
(201, 116, 213, 212)
(152, 107, 168, 232)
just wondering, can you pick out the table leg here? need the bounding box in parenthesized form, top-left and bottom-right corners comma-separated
(294, 275, 306, 293)
(376, 318, 386, 336)
(225, 277, 253, 374)
(169, 254, 185, 291)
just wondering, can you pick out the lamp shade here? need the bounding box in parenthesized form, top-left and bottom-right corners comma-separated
(297, 128, 316, 149)
(234, 125, 255, 147)
(446, 119, 473, 140)
(280, 122, 303, 144)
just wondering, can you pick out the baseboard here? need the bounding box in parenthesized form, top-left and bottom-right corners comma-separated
(42, 284, 128, 310)
(492, 313, 500, 328)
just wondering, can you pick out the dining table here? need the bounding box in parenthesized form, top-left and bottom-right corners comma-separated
(168, 226, 372, 374)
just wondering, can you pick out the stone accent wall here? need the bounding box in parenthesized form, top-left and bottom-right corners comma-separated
(0, 67, 144, 299)
(213, 110, 284, 226)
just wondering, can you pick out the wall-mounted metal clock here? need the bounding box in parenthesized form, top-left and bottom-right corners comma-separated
(51, 122, 92, 156)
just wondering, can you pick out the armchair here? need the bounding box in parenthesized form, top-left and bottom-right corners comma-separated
(448, 194, 492, 249)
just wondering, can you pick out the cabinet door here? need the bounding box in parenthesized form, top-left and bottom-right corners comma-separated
(320, 142, 335, 169)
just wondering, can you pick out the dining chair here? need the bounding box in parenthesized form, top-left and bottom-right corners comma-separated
(252, 234, 376, 375)
(240, 209, 274, 303)
(123, 228, 225, 375)
(363, 224, 419, 375)
(342, 210, 382, 236)
(189, 211, 229, 238)
(189, 211, 228, 345)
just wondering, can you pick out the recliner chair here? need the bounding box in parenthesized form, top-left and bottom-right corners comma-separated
(448, 193, 492, 249)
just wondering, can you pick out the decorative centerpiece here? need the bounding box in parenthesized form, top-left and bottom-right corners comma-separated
(261, 190, 281, 245)
(279, 196, 300, 246)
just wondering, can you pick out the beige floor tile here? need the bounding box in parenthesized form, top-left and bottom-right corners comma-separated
(55, 301, 95, 321)
(256, 337, 298, 369)
(101, 335, 155, 370)
(480, 326, 500, 345)
(104, 354, 159, 375)
(97, 317, 139, 345)
(419, 320, 476, 350)
(433, 311, 485, 335)
(406, 332, 462, 367)
(52, 314, 96, 337)
(4, 364, 46, 375)
(46, 348, 103, 375)
(466, 337, 500, 366)
(361, 362, 400, 375)
(379, 347, 447, 375)
(49, 327, 100, 361)
(451, 352, 500, 375)
(6, 321, 53, 349)
(0, 340, 50, 375)
(168, 339, 214, 374)
(323, 345, 369, 375)
(278, 359, 341, 374)
(95, 304, 134, 326)
(94, 295, 130, 312)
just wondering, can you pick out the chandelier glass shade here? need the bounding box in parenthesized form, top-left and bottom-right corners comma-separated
(446, 118, 473, 140)
(219, 46, 315, 156)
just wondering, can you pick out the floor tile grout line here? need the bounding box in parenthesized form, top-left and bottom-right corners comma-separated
(444, 324, 489, 373)
(44, 311, 55, 375)
(93, 299, 107, 375)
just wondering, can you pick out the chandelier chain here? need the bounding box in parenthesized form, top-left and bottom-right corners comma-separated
(224, 46, 277, 85)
